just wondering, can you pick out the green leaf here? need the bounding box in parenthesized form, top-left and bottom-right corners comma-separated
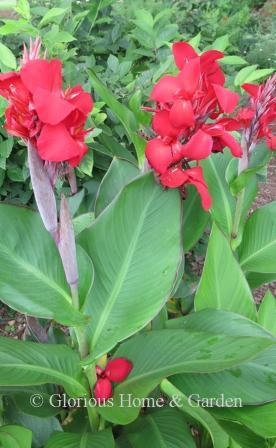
(246, 271, 276, 289)
(160, 380, 229, 448)
(15, 0, 31, 20)
(97, 133, 137, 163)
(195, 223, 256, 319)
(78, 149, 93, 176)
(119, 408, 196, 448)
(183, 185, 209, 252)
(39, 8, 67, 27)
(0, 337, 87, 396)
(188, 32, 201, 49)
(238, 202, 276, 273)
(0, 19, 37, 36)
(0, 42, 16, 69)
(209, 34, 230, 51)
(0, 425, 32, 448)
(234, 65, 258, 86)
(219, 421, 266, 448)
(88, 0, 103, 31)
(230, 165, 265, 196)
(0, 204, 87, 327)
(220, 56, 247, 65)
(201, 151, 235, 238)
(79, 173, 182, 358)
(97, 328, 273, 424)
(258, 290, 276, 336)
(45, 429, 114, 448)
(171, 345, 276, 406)
(211, 401, 276, 438)
(73, 212, 94, 236)
(242, 68, 274, 84)
(89, 70, 145, 166)
(95, 158, 140, 217)
(107, 54, 119, 73)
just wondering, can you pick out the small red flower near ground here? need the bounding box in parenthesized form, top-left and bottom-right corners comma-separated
(145, 41, 244, 210)
(0, 38, 93, 167)
(94, 358, 133, 402)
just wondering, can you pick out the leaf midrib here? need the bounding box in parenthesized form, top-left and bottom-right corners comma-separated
(208, 157, 232, 235)
(0, 242, 71, 303)
(0, 363, 86, 395)
(91, 186, 156, 349)
(240, 239, 276, 269)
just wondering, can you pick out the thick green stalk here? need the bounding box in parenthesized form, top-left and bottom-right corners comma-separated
(231, 134, 248, 240)
(84, 364, 100, 432)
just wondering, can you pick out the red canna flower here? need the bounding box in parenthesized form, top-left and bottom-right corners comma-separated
(93, 357, 133, 402)
(0, 38, 93, 167)
(144, 41, 243, 210)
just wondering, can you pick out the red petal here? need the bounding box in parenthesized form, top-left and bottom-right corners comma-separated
(172, 41, 198, 69)
(152, 110, 180, 137)
(94, 378, 112, 401)
(145, 138, 173, 174)
(178, 57, 200, 97)
(0, 72, 19, 98)
(21, 59, 62, 94)
(33, 88, 75, 125)
(266, 132, 276, 150)
(206, 63, 225, 85)
(242, 83, 259, 98)
(169, 99, 195, 128)
(213, 84, 239, 114)
(181, 130, 213, 160)
(219, 132, 243, 157)
(37, 123, 82, 163)
(66, 85, 93, 115)
(200, 50, 224, 68)
(186, 166, 212, 211)
(160, 167, 188, 188)
(105, 358, 133, 382)
(149, 75, 182, 102)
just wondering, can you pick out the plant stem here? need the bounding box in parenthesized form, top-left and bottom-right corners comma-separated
(70, 285, 89, 359)
(84, 364, 100, 432)
(231, 134, 248, 240)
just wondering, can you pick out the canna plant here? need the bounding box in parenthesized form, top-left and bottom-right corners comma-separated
(0, 37, 275, 448)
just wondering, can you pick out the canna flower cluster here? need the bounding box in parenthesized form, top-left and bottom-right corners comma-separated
(223, 75, 276, 151)
(94, 358, 133, 402)
(0, 38, 93, 167)
(145, 41, 243, 210)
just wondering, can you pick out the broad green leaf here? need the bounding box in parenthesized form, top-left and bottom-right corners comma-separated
(242, 68, 274, 84)
(95, 158, 140, 217)
(89, 70, 145, 166)
(171, 345, 276, 405)
(0, 1, 16, 10)
(219, 421, 266, 448)
(238, 202, 276, 273)
(0, 19, 37, 36)
(79, 173, 182, 358)
(119, 408, 196, 448)
(189, 32, 201, 49)
(246, 271, 276, 289)
(220, 56, 247, 65)
(258, 290, 276, 336)
(15, 0, 31, 20)
(211, 401, 276, 438)
(230, 165, 265, 196)
(97, 328, 273, 424)
(97, 133, 137, 163)
(73, 212, 94, 236)
(0, 204, 87, 326)
(209, 34, 229, 51)
(45, 429, 114, 448)
(201, 151, 236, 238)
(160, 380, 229, 448)
(0, 425, 32, 448)
(165, 309, 273, 338)
(39, 8, 67, 27)
(195, 223, 256, 319)
(4, 398, 62, 448)
(234, 65, 258, 86)
(0, 42, 16, 69)
(0, 337, 87, 396)
(183, 185, 209, 252)
(88, 0, 103, 31)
